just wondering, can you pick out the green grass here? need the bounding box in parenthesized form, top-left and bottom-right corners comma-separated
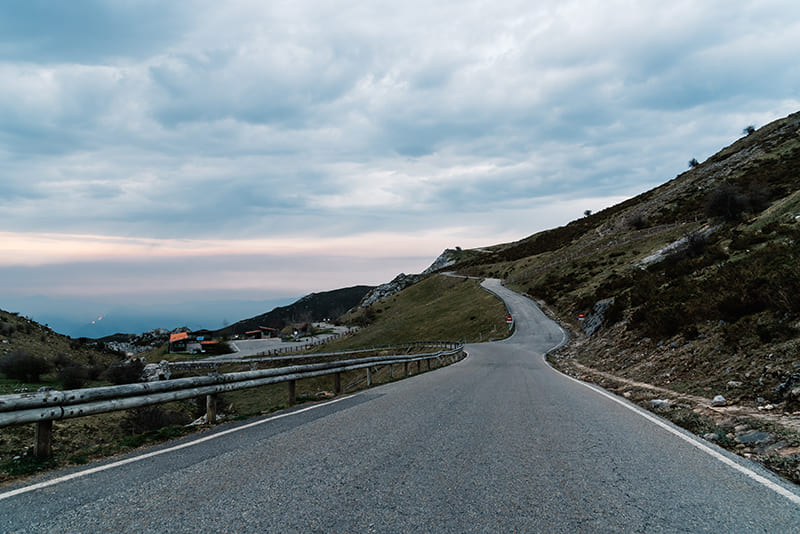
(333, 274, 509, 348)
(117, 425, 195, 449)
(0, 455, 57, 477)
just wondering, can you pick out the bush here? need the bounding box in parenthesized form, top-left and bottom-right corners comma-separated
(705, 183, 770, 221)
(104, 359, 145, 385)
(58, 364, 89, 390)
(705, 183, 748, 221)
(627, 213, 649, 230)
(0, 351, 51, 382)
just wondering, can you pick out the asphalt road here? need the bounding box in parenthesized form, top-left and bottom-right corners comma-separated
(2, 279, 799, 532)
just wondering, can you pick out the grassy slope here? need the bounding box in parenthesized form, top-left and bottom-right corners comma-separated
(334, 274, 509, 348)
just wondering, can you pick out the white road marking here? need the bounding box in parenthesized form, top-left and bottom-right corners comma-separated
(542, 325, 800, 506)
(0, 394, 354, 501)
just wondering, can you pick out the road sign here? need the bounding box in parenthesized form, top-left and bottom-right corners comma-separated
(578, 313, 585, 321)
(506, 315, 513, 323)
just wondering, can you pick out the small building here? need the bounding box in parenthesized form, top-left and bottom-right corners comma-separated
(168, 332, 190, 353)
(245, 330, 263, 340)
(258, 326, 279, 338)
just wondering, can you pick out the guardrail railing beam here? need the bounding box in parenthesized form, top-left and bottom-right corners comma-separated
(0, 343, 465, 458)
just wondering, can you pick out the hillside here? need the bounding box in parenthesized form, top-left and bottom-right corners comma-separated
(334, 274, 509, 347)
(437, 110, 800, 482)
(214, 285, 374, 337)
(0, 310, 123, 395)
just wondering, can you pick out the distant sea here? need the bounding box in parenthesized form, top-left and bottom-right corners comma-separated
(0, 295, 298, 338)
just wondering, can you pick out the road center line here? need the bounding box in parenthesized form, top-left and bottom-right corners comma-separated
(0, 394, 355, 502)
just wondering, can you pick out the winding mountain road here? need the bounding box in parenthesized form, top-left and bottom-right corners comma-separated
(1, 279, 799, 532)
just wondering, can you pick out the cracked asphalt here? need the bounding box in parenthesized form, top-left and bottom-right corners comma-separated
(1, 279, 799, 532)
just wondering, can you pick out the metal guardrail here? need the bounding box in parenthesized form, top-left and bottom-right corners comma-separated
(0, 342, 465, 458)
(171, 340, 462, 370)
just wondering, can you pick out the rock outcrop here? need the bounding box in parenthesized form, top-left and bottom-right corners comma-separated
(360, 273, 422, 307)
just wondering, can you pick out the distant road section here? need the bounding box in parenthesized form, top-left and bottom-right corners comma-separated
(207, 322, 351, 359)
(1, 280, 799, 532)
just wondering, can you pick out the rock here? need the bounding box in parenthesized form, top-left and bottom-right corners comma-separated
(711, 395, 727, 407)
(422, 248, 462, 274)
(583, 298, 614, 337)
(735, 431, 772, 445)
(757, 404, 775, 411)
(649, 399, 671, 409)
(703, 433, 719, 442)
(143, 360, 171, 381)
(623, 391, 632, 398)
(726, 381, 742, 388)
(360, 273, 422, 307)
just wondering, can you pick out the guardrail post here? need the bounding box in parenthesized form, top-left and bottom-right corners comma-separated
(206, 394, 217, 424)
(334, 372, 342, 394)
(388, 364, 394, 379)
(34, 420, 53, 459)
(288, 380, 296, 405)
(404, 362, 409, 377)
(366, 367, 372, 387)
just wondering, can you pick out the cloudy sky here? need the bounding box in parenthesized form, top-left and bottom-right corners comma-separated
(1, 1, 799, 336)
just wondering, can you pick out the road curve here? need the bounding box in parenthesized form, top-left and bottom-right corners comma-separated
(1, 279, 799, 532)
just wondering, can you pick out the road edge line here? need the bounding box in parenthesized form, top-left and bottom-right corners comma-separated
(541, 325, 800, 506)
(0, 394, 355, 502)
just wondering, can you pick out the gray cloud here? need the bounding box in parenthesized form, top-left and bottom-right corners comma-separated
(1, 1, 799, 332)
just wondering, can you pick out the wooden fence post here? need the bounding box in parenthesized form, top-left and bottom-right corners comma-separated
(34, 420, 53, 459)
(206, 394, 217, 424)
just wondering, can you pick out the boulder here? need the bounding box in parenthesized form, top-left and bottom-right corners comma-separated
(711, 394, 727, 407)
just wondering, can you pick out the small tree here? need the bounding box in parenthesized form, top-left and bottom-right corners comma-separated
(743, 125, 756, 136)
(689, 158, 699, 168)
(583, 209, 592, 217)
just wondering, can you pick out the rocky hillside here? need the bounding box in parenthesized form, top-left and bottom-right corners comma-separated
(445, 111, 800, 482)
